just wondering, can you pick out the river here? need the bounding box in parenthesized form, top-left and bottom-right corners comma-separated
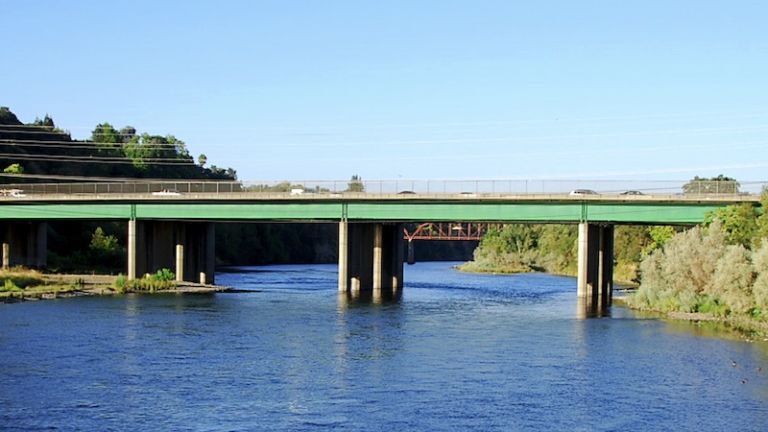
(1, 262, 767, 431)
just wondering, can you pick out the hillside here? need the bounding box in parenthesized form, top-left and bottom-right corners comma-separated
(0, 106, 235, 182)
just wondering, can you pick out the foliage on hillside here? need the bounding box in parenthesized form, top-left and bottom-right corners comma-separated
(0, 107, 235, 181)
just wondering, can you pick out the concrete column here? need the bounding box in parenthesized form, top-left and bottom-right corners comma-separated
(35, 222, 47, 268)
(175, 243, 184, 282)
(2, 241, 9, 269)
(577, 223, 589, 297)
(598, 225, 614, 301)
(373, 223, 384, 293)
(342, 222, 405, 296)
(202, 223, 215, 284)
(25, 225, 36, 266)
(379, 223, 404, 293)
(393, 224, 405, 291)
(407, 239, 415, 265)
(348, 223, 374, 293)
(338, 221, 348, 292)
(175, 225, 186, 282)
(577, 223, 614, 300)
(127, 219, 137, 280)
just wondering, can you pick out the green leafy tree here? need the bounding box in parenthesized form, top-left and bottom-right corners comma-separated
(346, 175, 365, 192)
(89, 227, 119, 254)
(91, 123, 121, 149)
(646, 226, 676, 252)
(3, 163, 23, 174)
(756, 188, 768, 244)
(198, 154, 207, 167)
(705, 203, 759, 247)
(119, 126, 136, 143)
(682, 175, 740, 194)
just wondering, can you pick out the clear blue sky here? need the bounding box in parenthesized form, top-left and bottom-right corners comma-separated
(2, 0, 767, 181)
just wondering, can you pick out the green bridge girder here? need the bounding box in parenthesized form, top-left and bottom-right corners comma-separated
(0, 199, 752, 224)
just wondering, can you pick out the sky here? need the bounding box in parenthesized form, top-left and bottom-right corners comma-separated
(2, 0, 767, 182)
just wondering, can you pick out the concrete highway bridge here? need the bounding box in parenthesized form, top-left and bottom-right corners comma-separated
(0, 179, 762, 304)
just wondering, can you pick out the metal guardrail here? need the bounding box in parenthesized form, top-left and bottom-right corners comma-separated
(0, 179, 765, 196)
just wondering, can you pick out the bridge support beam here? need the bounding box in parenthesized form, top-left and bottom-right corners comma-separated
(127, 220, 215, 283)
(1, 222, 47, 269)
(577, 223, 614, 301)
(339, 222, 403, 297)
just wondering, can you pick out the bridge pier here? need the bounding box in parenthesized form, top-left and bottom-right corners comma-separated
(127, 220, 215, 284)
(338, 222, 403, 296)
(407, 239, 415, 265)
(1, 222, 47, 269)
(577, 223, 614, 301)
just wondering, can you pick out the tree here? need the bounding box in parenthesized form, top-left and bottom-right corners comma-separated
(3, 163, 23, 174)
(705, 203, 759, 248)
(346, 174, 365, 192)
(646, 226, 676, 252)
(91, 123, 121, 146)
(756, 188, 768, 246)
(119, 126, 136, 143)
(682, 175, 740, 194)
(198, 154, 207, 167)
(89, 227, 119, 254)
(0, 107, 22, 125)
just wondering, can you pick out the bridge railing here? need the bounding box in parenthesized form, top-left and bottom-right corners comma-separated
(0, 179, 765, 196)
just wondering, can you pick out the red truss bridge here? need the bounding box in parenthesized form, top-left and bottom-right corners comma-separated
(403, 222, 500, 242)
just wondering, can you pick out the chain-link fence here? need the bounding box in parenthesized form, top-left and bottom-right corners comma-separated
(0, 179, 764, 197)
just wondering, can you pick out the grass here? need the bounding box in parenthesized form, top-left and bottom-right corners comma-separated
(1, 266, 179, 301)
(0, 267, 45, 290)
(113, 269, 177, 293)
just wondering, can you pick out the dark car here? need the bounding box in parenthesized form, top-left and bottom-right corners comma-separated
(620, 190, 645, 196)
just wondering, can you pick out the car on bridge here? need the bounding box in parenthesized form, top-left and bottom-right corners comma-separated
(569, 189, 598, 196)
(151, 189, 181, 196)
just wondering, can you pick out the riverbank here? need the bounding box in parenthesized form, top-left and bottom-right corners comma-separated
(455, 262, 640, 287)
(0, 271, 229, 303)
(614, 296, 768, 341)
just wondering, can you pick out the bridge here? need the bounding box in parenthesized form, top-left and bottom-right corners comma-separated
(0, 179, 762, 304)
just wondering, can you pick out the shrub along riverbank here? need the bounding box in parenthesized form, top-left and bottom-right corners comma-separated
(626, 195, 768, 336)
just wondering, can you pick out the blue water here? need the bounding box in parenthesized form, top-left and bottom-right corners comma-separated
(1, 262, 767, 431)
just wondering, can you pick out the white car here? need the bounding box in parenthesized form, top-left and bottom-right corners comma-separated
(151, 189, 181, 196)
(569, 189, 598, 196)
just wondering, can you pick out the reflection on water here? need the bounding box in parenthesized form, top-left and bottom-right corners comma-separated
(338, 288, 402, 307)
(1, 262, 767, 431)
(576, 295, 612, 319)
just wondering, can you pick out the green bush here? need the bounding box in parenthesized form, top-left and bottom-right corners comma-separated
(630, 218, 768, 321)
(153, 268, 175, 282)
(111, 270, 176, 294)
(1, 279, 22, 292)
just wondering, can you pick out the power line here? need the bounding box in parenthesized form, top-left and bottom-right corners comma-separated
(0, 152, 192, 162)
(0, 140, 188, 150)
(0, 173, 229, 182)
(0, 154, 196, 165)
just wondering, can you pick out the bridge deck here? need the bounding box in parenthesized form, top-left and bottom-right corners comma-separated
(0, 192, 758, 224)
